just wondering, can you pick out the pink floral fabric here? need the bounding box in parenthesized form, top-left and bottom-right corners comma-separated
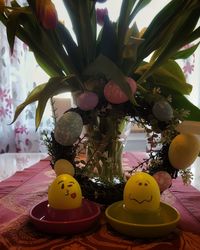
(0, 1, 53, 153)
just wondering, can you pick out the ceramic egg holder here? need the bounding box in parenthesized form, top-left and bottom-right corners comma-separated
(30, 173, 100, 234)
(105, 172, 180, 238)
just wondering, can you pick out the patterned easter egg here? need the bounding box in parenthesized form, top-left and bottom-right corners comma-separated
(104, 77, 137, 104)
(153, 171, 172, 192)
(54, 112, 83, 146)
(76, 91, 99, 111)
(152, 100, 173, 122)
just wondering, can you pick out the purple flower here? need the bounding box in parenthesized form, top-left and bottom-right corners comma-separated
(96, 8, 108, 26)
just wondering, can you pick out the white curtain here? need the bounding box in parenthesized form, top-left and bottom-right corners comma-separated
(0, 20, 53, 153)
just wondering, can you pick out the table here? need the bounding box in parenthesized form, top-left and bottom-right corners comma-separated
(0, 152, 200, 250)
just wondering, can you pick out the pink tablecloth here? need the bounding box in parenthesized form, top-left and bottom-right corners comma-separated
(0, 152, 200, 250)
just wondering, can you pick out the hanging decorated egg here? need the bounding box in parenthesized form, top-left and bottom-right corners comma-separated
(54, 112, 83, 146)
(123, 172, 160, 213)
(168, 133, 200, 169)
(104, 77, 137, 104)
(48, 174, 82, 210)
(54, 159, 75, 176)
(153, 171, 172, 192)
(152, 100, 173, 121)
(76, 91, 99, 111)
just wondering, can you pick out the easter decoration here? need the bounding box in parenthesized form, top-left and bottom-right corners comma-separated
(30, 174, 101, 234)
(1, 0, 200, 205)
(105, 172, 180, 238)
(54, 159, 75, 177)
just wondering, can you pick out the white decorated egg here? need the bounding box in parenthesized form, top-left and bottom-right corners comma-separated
(54, 112, 83, 146)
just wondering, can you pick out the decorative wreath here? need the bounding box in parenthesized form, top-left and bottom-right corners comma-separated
(1, 0, 200, 203)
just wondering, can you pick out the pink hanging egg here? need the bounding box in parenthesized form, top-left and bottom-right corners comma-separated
(104, 77, 137, 104)
(77, 91, 99, 111)
(153, 171, 172, 193)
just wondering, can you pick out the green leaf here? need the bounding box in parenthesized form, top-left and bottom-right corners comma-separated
(56, 22, 84, 73)
(79, 0, 96, 64)
(129, 0, 152, 22)
(34, 53, 62, 77)
(35, 75, 83, 128)
(136, 60, 192, 95)
(137, 4, 200, 82)
(11, 83, 46, 125)
(97, 17, 118, 62)
(171, 42, 200, 60)
(12, 76, 83, 128)
(84, 55, 137, 105)
(156, 87, 200, 122)
(117, 0, 137, 60)
(137, 0, 184, 60)
(6, 11, 22, 53)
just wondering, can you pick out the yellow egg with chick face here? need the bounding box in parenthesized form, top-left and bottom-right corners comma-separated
(48, 174, 82, 210)
(123, 172, 160, 214)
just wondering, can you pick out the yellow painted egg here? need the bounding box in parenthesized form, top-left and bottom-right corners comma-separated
(54, 159, 75, 176)
(168, 133, 200, 169)
(123, 172, 160, 214)
(48, 174, 82, 210)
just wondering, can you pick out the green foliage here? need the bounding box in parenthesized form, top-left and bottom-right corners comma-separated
(0, 0, 200, 127)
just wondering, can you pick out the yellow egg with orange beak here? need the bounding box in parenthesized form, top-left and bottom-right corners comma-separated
(48, 174, 82, 210)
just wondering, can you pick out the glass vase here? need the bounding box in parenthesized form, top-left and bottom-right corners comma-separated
(83, 114, 132, 183)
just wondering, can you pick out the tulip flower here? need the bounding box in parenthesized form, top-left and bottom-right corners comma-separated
(36, 0, 58, 29)
(0, 0, 5, 10)
(96, 8, 108, 26)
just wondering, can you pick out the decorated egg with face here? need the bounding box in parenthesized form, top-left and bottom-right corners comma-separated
(123, 172, 160, 213)
(48, 174, 82, 210)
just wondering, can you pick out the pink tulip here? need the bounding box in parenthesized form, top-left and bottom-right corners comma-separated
(36, 0, 58, 30)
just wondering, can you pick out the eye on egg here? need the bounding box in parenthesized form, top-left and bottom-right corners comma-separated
(123, 172, 160, 214)
(48, 174, 82, 210)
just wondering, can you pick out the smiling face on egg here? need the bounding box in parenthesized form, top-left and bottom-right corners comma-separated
(123, 172, 160, 213)
(48, 174, 82, 210)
